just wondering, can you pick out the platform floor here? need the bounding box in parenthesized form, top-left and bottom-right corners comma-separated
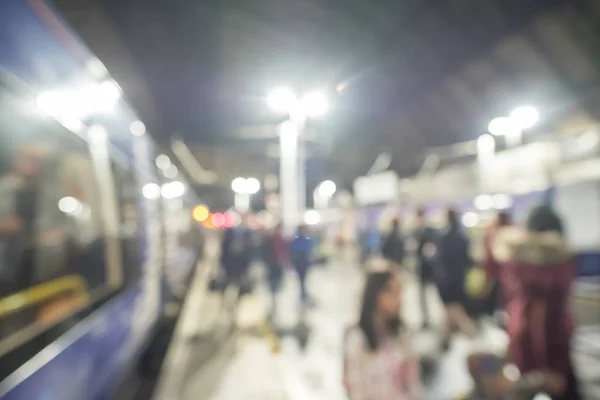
(155, 255, 600, 400)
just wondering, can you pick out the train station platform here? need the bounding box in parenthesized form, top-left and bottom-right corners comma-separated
(154, 249, 600, 400)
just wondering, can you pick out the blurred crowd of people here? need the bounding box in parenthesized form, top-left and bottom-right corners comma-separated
(216, 203, 580, 399)
(218, 217, 318, 318)
(346, 204, 580, 400)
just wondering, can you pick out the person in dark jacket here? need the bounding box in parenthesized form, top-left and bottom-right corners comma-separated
(381, 218, 404, 269)
(414, 208, 437, 329)
(436, 208, 477, 350)
(289, 225, 313, 306)
(220, 217, 253, 288)
(263, 223, 287, 318)
(485, 205, 580, 400)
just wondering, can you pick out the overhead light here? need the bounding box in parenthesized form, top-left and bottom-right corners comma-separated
(245, 178, 260, 194)
(58, 196, 81, 214)
(142, 183, 161, 200)
(231, 177, 247, 194)
(474, 194, 493, 210)
(130, 120, 146, 136)
(492, 194, 513, 209)
(488, 117, 520, 136)
(510, 106, 538, 130)
(461, 212, 479, 228)
(318, 180, 337, 197)
(79, 80, 121, 114)
(161, 181, 185, 199)
(164, 165, 178, 179)
(155, 154, 171, 170)
(304, 209, 320, 225)
(267, 87, 296, 113)
(301, 92, 328, 118)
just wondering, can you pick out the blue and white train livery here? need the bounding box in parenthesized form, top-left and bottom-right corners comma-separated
(0, 0, 200, 398)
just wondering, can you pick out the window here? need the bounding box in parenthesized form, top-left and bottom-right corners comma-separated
(112, 161, 141, 284)
(0, 80, 113, 357)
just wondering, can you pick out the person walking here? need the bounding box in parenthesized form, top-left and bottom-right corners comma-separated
(484, 205, 580, 399)
(343, 265, 420, 400)
(483, 210, 512, 325)
(262, 223, 287, 319)
(220, 215, 253, 291)
(381, 218, 405, 270)
(289, 225, 314, 306)
(435, 208, 478, 350)
(413, 209, 437, 330)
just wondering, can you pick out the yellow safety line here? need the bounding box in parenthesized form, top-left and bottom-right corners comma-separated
(259, 321, 281, 354)
(0, 275, 89, 319)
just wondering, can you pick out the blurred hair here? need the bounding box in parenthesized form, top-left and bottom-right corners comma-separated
(447, 208, 458, 227)
(416, 208, 425, 218)
(358, 270, 402, 351)
(391, 217, 400, 230)
(526, 204, 564, 235)
(497, 211, 511, 227)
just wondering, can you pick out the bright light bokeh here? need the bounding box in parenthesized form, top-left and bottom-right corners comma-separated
(510, 106, 538, 130)
(461, 211, 479, 228)
(304, 209, 320, 225)
(488, 117, 520, 136)
(37, 90, 81, 119)
(492, 194, 513, 209)
(58, 196, 80, 214)
(142, 183, 161, 200)
(88, 125, 107, 141)
(37, 80, 122, 121)
(161, 181, 185, 199)
(246, 178, 260, 194)
(130, 120, 146, 136)
(211, 212, 226, 228)
(232, 177, 260, 194)
(267, 87, 296, 113)
(192, 205, 210, 222)
(318, 180, 336, 197)
(224, 212, 235, 228)
(155, 154, 171, 170)
(477, 133, 496, 154)
(301, 92, 328, 117)
(474, 194, 493, 210)
(203, 215, 215, 229)
(80, 80, 121, 114)
(164, 165, 178, 179)
(60, 117, 84, 134)
(232, 177, 247, 194)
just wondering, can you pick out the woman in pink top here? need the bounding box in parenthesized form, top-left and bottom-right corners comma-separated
(343, 268, 420, 400)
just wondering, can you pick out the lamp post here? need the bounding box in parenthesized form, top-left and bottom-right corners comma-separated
(231, 177, 260, 213)
(267, 88, 328, 235)
(313, 180, 337, 210)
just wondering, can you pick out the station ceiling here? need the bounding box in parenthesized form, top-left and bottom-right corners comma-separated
(56, 0, 600, 197)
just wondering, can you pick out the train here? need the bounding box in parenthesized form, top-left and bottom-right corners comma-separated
(0, 0, 202, 398)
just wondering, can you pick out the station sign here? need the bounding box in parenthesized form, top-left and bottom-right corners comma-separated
(353, 170, 398, 205)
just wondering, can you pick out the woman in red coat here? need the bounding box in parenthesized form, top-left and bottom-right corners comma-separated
(485, 205, 580, 399)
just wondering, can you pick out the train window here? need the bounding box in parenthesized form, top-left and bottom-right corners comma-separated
(0, 82, 112, 355)
(111, 161, 141, 284)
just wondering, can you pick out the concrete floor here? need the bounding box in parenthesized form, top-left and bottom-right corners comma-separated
(156, 256, 600, 400)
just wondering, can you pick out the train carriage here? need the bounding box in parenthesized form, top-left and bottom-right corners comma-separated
(0, 0, 200, 398)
